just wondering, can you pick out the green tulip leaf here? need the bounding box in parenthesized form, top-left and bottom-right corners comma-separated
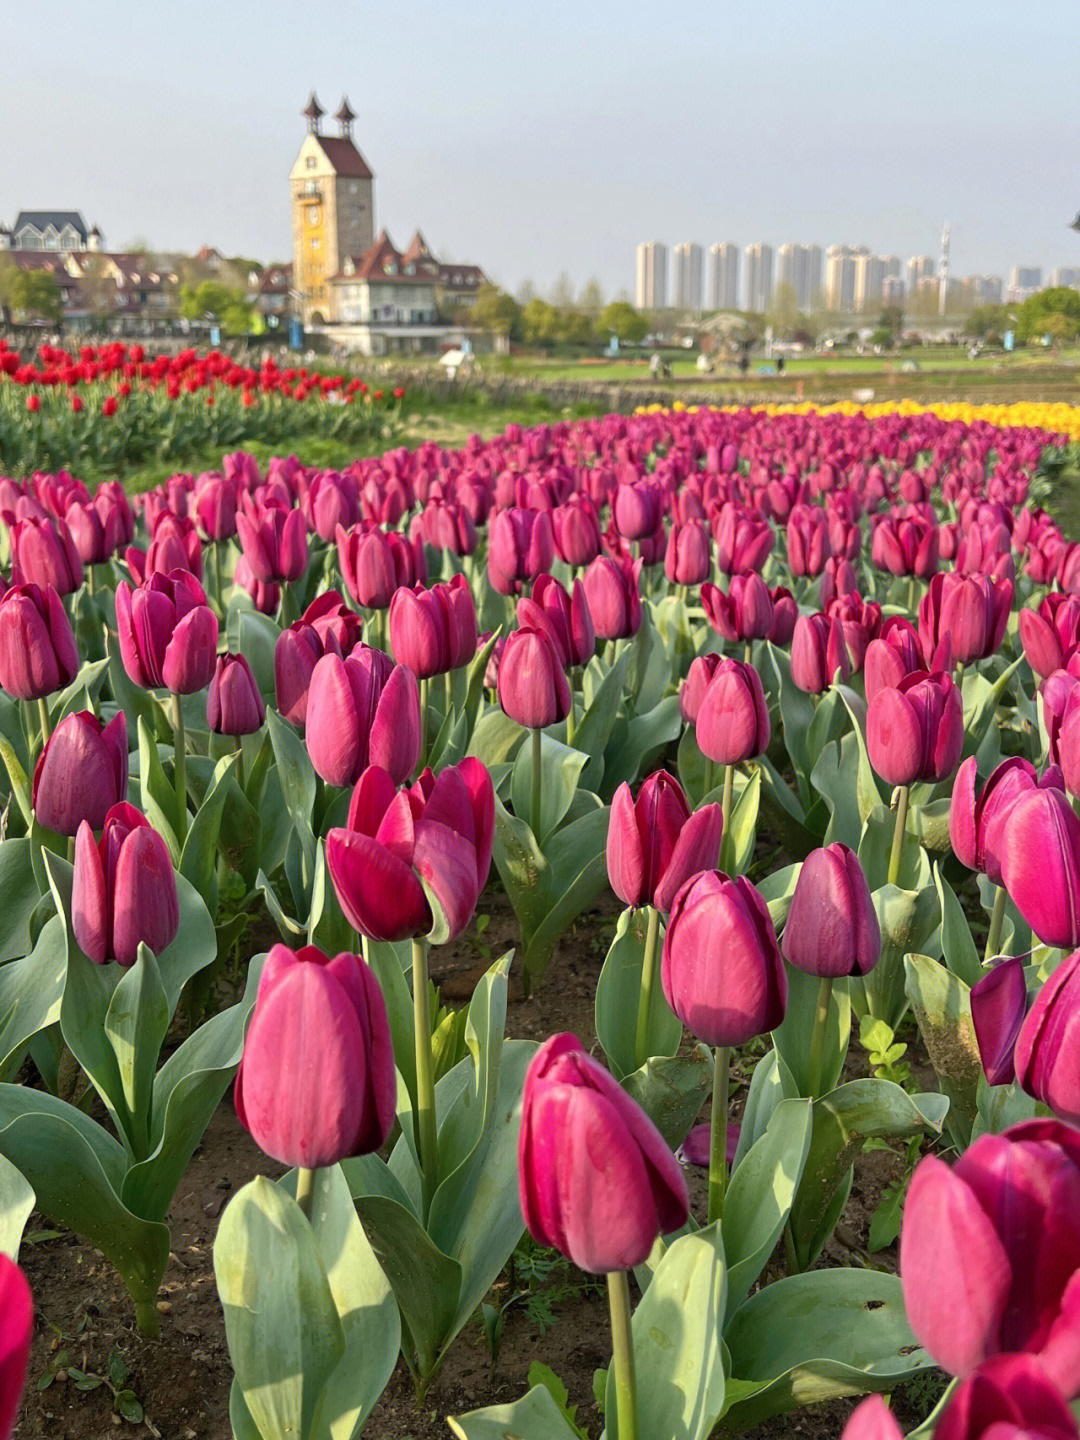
(904, 952, 981, 1150)
(511, 733, 588, 844)
(771, 966, 852, 1099)
(962, 656, 1022, 762)
(858, 803, 926, 894)
(757, 863, 803, 934)
(935, 863, 983, 986)
(858, 878, 941, 1029)
(215, 1175, 344, 1440)
(0, 915, 66, 1079)
(601, 695, 682, 799)
(786, 1080, 949, 1273)
(178, 753, 237, 912)
(103, 945, 170, 1161)
(605, 1222, 727, 1440)
(136, 715, 181, 861)
(595, 909, 680, 1080)
(467, 708, 527, 770)
(719, 767, 761, 877)
(228, 610, 282, 700)
(972, 1073, 1048, 1140)
(0, 696, 33, 826)
(721, 1269, 933, 1432)
(254, 866, 307, 943)
(0, 1152, 34, 1260)
(622, 1049, 713, 1151)
(767, 641, 818, 808)
(308, 840, 357, 955)
(449, 1384, 583, 1440)
(0, 839, 42, 962)
(266, 705, 316, 864)
(572, 647, 629, 790)
(731, 1049, 799, 1169)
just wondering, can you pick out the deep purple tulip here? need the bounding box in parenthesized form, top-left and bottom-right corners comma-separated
(116, 571, 219, 695)
(497, 627, 571, 729)
(661, 870, 787, 1047)
(517, 1032, 689, 1273)
(582, 554, 642, 639)
(72, 801, 179, 966)
(1015, 948, 1080, 1123)
(786, 504, 832, 578)
(663, 519, 712, 585)
(866, 672, 964, 787)
(790, 612, 852, 694)
(388, 575, 477, 679)
(695, 658, 771, 765)
(234, 943, 396, 1168)
(326, 759, 494, 942)
(0, 1255, 32, 1440)
(781, 843, 880, 978)
(0, 583, 79, 701)
(606, 771, 723, 913)
(488, 507, 555, 595)
(305, 648, 421, 787)
(971, 956, 1028, 1087)
(207, 653, 265, 735)
(899, 1119, 1080, 1393)
(1000, 787, 1080, 949)
(33, 710, 128, 836)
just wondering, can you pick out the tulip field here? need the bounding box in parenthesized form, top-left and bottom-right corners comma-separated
(3, 382, 1080, 1439)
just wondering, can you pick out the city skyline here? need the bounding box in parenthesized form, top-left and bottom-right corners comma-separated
(2, 1, 1078, 299)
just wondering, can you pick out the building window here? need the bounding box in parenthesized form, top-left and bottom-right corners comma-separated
(310, 237, 321, 250)
(306, 156, 316, 170)
(349, 181, 359, 194)
(307, 207, 320, 225)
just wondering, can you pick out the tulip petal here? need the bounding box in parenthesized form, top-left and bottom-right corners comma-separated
(326, 828, 431, 941)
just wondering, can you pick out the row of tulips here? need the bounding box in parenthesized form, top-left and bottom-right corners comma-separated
(0, 398, 1079, 1438)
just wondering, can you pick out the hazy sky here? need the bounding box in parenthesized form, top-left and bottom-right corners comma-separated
(2, 0, 1077, 297)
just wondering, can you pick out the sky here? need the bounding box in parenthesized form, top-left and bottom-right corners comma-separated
(2, 0, 1077, 299)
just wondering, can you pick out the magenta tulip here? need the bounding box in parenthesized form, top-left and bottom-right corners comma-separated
(781, 843, 880, 978)
(970, 956, 1028, 1087)
(701, 574, 774, 644)
(871, 512, 938, 577)
(0, 1255, 32, 1440)
(116, 571, 218, 695)
(713, 502, 774, 576)
(790, 612, 851, 694)
(33, 710, 128, 835)
(695, 658, 771, 765)
(919, 571, 1013, 667)
(517, 574, 595, 670)
(305, 648, 421, 787)
(0, 583, 78, 701)
(1020, 593, 1080, 679)
(337, 524, 405, 609)
(864, 617, 930, 704)
(9, 513, 83, 595)
(663, 519, 712, 586)
(72, 801, 179, 966)
(1015, 948, 1080, 1123)
(488, 507, 555, 595)
(388, 575, 477, 679)
(234, 943, 396, 1168)
(661, 870, 787, 1047)
(1000, 787, 1080, 948)
(768, 585, 798, 646)
(606, 771, 723, 912)
(679, 653, 723, 724)
(518, 1032, 689, 1273)
(582, 554, 642, 640)
(498, 627, 572, 730)
(207, 653, 265, 735)
(866, 672, 964, 787)
(950, 756, 1064, 886)
(899, 1119, 1080, 1393)
(552, 496, 602, 568)
(236, 504, 308, 583)
(326, 759, 494, 942)
(786, 504, 832, 577)
(841, 1396, 903, 1440)
(933, 1354, 1079, 1440)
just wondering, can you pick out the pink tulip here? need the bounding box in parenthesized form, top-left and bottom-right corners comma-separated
(0, 1255, 32, 1440)
(606, 771, 723, 912)
(116, 571, 218, 695)
(695, 658, 771, 765)
(0, 583, 78, 701)
(33, 710, 128, 836)
(1000, 787, 1080, 948)
(497, 627, 571, 729)
(866, 672, 963, 787)
(305, 648, 421, 787)
(72, 801, 179, 966)
(782, 843, 880, 977)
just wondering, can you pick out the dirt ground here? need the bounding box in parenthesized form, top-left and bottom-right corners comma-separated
(14, 886, 938, 1440)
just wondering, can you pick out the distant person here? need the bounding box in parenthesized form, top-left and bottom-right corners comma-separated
(739, 353, 749, 375)
(777, 356, 785, 374)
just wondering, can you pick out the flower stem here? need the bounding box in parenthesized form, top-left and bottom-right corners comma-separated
(37, 696, 52, 750)
(887, 784, 909, 887)
(606, 1270, 639, 1440)
(234, 733, 245, 793)
(722, 763, 735, 837)
(633, 906, 661, 1069)
(566, 697, 577, 747)
(172, 693, 187, 844)
(294, 1166, 316, 1221)
(443, 668, 453, 721)
(986, 885, 1008, 960)
(412, 937, 439, 1214)
(419, 676, 429, 769)
(708, 1045, 730, 1225)
(808, 975, 834, 1098)
(531, 726, 543, 837)
(213, 541, 224, 613)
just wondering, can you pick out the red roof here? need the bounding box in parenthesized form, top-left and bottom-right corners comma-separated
(402, 230, 435, 265)
(330, 231, 434, 286)
(316, 136, 374, 179)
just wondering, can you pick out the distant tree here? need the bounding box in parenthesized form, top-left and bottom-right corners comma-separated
(766, 282, 800, 339)
(599, 300, 649, 344)
(77, 253, 118, 317)
(967, 303, 1010, 339)
(0, 257, 19, 323)
(578, 277, 605, 315)
(549, 272, 575, 309)
(556, 308, 594, 346)
(11, 269, 63, 324)
(878, 304, 904, 342)
(472, 284, 522, 340)
(515, 278, 537, 307)
(179, 280, 252, 334)
(1015, 287, 1080, 343)
(522, 298, 559, 346)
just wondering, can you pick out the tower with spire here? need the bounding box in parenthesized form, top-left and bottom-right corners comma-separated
(289, 91, 374, 324)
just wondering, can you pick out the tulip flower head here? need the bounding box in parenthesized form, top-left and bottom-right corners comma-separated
(695, 657, 771, 766)
(866, 671, 964, 788)
(33, 710, 128, 836)
(0, 1254, 33, 1440)
(782, 843, 880, 978)
(497, 626, 571, 730)
(207, 653, 265, 736)
(518, 1033, 689, 1273)
(305, 648, 421, 787)
(234, 943, 396, 1169)
(116, 570, 219, 695)
(606, 771, 723, 913)
(72, 801, 179, 966)
(0, 582, 79, 701)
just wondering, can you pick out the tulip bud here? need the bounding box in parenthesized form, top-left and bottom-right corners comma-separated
(0, 1253, 33, 1440)
(782, 843, 880, 977)
(72, 802, 179, 966)
(497, 627, 571, 730)
(207, 653, 265, 735)
(517, 574, 595, 670)
(582, 554, 642, 639)
(768, 585, 798, 646)
(786, 504, 832, 578)
(552, 496, 602, 567)
(517, 1032, 689, 1273)
(234, 943, 396, 1168)
(695, 658, 770, 765)
(1014, 948, 1080, 1124)
(274, 622, 324, 728)
(950, 756, 1064, 885)
(305, 649, 421, 787)
(664, 519, 712, 586)
(236, 505, 308, 584)
(919, 572, 1013, 667)
(0, 583, 79, 701)
(116, 571, 219, 695)
(388, 575, 477, 679)
(488, 508, 555, 595)
(899, 1118, 1080, 1393)
(1000, 787, 1080, 949)
(790, 612, 851, 694)
(866, 672, 963, 787)
(701, 574, 774, 644)
(679, 652, 723, 724)
(606, 772, 723, 912)
(9, 514, 83, 595)
(33, 710, 128, 835)
(661, 870, 787, 1046)
(970, 956, 1028, 1087)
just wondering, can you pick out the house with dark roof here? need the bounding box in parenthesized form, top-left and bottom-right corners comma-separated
(326, 229, 473, 355)
(5, 212, 102, 253)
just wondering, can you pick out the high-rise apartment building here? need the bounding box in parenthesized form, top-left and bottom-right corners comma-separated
(671, 242, 704, 312)
(777, 243, 824, 309)
(1049, 267, 1080, 289)
(853, 253, 886, 312)
(907, 255, 935, 297)
(1009, 266, 1042, 295)
(744, 243, 773, 312)
(825, 245, 868, 311)
(881, 275, 905, 306)
(707, 243, 739, 309)
(635, 242, 667, 310)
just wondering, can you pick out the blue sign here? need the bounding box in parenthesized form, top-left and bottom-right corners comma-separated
(289, 318, 304, 350)
(209, 326, 221, 346)
(1003, 329, 1015, 352)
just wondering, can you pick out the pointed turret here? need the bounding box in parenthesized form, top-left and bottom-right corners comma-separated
(303, 92, 324, 135)
(335, 96, 355, 138)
